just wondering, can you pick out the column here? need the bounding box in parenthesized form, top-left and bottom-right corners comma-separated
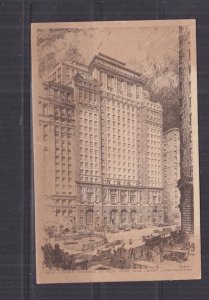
(104, 73, 107, 90)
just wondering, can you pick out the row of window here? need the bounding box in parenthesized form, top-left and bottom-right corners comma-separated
(55, 199, 74, 207)
(47, 86, 72, 101)
(80, 162, 99, 170)
(148, 151, 161, 157)
(79, 177, 100, 183)
(107, 174, 138, 181)
(107, 111, 136, 118)
(54, 126, 72, 136)
(101, 73, 142, 99)
(104, 179, 141, 186)
(80, 156, 98, 165)
(107, 150, 138, 157)
(54, 107, 73, 120)
(148, 158, 161, 164)
(147, 134, 161, 140)
(78, 88, 98, 106)
(107, 98, 138, 107)
(107, 119, 136, 126)
(79, 125, 98, 134)
(80, 148, 99, 155)
(105, 126, 136, 134)
(79, 118, 98, 127)
(107, 130, 139, 138)
(80, 110, 98, 119)
(79, 134, 99, 143)
(80, 170, 100, 176)
(107, 141, 137, 149)
(107, 139, 136, 146)
(79, 139, 99, 147)
(55, 189, 73, 195)
(147, 140, 161, 146)
(107, 134, 137, 142)
(65, 66, 86, 79)
(148, 170, 161, 176)
(148, 180, 162, 186)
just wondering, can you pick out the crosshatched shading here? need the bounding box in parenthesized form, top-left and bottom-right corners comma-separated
(31, 20, 201, 283)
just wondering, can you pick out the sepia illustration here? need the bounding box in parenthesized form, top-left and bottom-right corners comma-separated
(31, 20, 201, 283)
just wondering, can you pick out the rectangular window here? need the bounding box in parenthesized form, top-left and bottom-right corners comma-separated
(107, 75, 114, 91)
(100, 72, 105, 86)
(117, 78, 123, 93)
(79, 89, 83, 99)
(127, 83, 132, 96)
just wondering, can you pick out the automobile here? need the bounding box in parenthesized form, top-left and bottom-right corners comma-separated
(72, 258, 88, 270)
(137, 224, 144, 230)
(134, 260, 157, 270)
(118, 224, 126, 230)
(112, 240, 122, 246)
(78, 230, 86, 235)
(109, 227, 119, 234)
(78, 229, 94, 236)
(162, 227, 171, 234)
(163, 249, 189, 263)
(124, 225, 132, 231)
(153, 229, 162, 236)
(157, 223, 165, 227)
(142, 234, 153, 242)
(174, 226, 181, 232)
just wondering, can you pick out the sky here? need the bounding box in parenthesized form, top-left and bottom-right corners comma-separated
(38, 25, 179, 74)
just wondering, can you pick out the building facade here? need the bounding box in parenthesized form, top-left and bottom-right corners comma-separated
(163, 128, 181, 225)
(38, 53, 164, 230)
(178, 27, 194, 234)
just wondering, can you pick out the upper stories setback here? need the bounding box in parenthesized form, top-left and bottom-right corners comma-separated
(38, 53, 164, 227)
(44, 52, 163, 188)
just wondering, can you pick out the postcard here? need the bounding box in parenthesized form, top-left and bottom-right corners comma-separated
(31, 19, 201, 283)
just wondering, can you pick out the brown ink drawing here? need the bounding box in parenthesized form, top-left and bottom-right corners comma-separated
(31, 20, 201, 283)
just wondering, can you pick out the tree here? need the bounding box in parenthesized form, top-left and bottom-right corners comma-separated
(128, 52, 179, 131)
(37, 29, 84, 78)
(44, 225, 57, 241)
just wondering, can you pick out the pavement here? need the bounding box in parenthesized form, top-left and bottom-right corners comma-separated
(50, 225, 178, 256)
(105, 225, 176, 249)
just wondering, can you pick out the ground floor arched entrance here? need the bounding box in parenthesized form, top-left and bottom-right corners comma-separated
(86, 209, 93, 228)
(110, 210, 118, 226)
(130, 210, 137, 225)
(121, 209, 128, 224)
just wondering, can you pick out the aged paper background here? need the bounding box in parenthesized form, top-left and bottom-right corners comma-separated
(31, 20, 201, 283)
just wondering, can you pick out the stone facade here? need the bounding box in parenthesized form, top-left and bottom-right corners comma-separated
(178, 27, 194, 234)
(163, 128, 181, 225)
(38, 53, 164, 230)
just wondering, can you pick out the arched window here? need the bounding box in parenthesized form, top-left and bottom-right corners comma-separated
(121, 210, 127, 224)
(86, 210, 93, 226)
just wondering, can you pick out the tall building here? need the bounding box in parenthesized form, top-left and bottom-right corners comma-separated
(38, 53, 164, 230)
(178, 27, 194, 234)
(37, 81, 77, 227)
(163, 128, 181, 225)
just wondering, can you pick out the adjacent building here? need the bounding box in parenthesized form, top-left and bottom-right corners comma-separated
(163, 128, 181, 225)
(37, 53, 164, 230)
(178, 27, 194, 234)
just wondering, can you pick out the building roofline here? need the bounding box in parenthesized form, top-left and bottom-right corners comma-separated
(62, 59, 88, 70)
(43, 80, 74, 92)
(97, 52, 126, 66)
(47, 62, 62, 75)
(89, 52, 142, 79)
